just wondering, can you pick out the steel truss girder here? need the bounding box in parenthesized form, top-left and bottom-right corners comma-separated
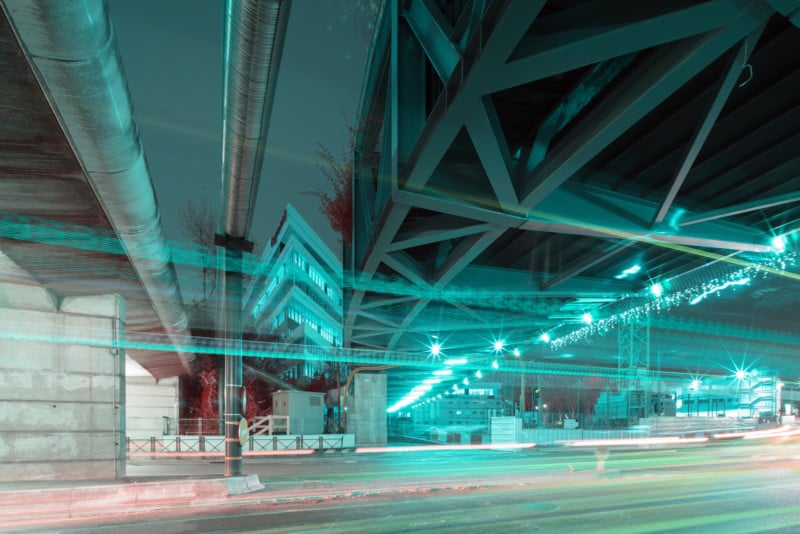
(347, 0, 774, 356)
(652, 29, 763, 227)
(401, 0, 548, 192)
(450, 265, 635, 298)
(520, 11, 771, 211)
(497, 0, 757, 92)
(395, 186, 774, 253)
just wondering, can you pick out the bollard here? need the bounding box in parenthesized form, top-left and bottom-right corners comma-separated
(595, 446, 609, 471)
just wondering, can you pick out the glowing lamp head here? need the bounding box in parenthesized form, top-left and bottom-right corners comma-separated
(475, 370, 482, 378)
(581, 313, 593, 325)
(492, 360, 499, 369)
(650, 283, 663, 297)
(513, 348, 520, 357)
(736, 369, 747, 380)
(493, 340, 504, 352)
(539, 332, 551, 343)
(615, 263, 642, 279)
(430, 342, 442, 357)
(772, 235, 786, 253)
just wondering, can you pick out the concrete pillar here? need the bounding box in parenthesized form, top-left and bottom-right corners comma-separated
(348, 373, 387, 447)
(0, 293, 125, 481)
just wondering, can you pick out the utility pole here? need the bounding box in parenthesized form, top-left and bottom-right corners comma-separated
(216, 234, 251, 477)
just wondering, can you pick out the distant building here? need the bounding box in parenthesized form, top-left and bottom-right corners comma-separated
(244, 204, 343, 383)
(406, 383, 504, 429)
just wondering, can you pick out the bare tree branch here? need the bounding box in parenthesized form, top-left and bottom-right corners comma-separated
(179, 193, 217, 307)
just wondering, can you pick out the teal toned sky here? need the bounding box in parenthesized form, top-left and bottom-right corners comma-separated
(108, 0, 370, 267)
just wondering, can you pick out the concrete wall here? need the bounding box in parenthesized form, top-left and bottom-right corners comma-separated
(348, 373, 387, 447)
(125, 367, 178, 437)
(0, 294, 125, 481)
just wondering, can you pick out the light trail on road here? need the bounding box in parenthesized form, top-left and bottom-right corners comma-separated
(23, 436, 800, 533)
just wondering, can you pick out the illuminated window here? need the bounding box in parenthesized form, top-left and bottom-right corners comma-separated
(282, 306, 341, 347)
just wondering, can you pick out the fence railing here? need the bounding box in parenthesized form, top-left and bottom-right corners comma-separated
(163, 417, 223, 436)
(250, 415, 290, 436)
(126, 434, 353, 457)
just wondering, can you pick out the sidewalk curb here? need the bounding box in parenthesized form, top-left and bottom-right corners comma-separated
(0, 475, 262, 526)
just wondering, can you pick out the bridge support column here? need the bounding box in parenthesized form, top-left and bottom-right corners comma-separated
(348, 373, 387, 447)
(0, 292, 125, 481)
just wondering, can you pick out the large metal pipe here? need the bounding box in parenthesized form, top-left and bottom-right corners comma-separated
(2, 0, 194, 373)
(221, 0, 292, 239)
(219, 0, 292, 477)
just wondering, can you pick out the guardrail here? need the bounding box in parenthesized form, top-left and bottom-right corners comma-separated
(126, 434, 355, 458)
(162, 417, 224, 436)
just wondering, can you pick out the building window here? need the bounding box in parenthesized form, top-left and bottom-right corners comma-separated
(283, 306, 341, 347)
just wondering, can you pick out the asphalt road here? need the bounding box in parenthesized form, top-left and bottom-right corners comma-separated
(18, 438, 800, 533)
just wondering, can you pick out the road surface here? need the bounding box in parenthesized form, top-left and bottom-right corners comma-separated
(12, 437, 800, 533)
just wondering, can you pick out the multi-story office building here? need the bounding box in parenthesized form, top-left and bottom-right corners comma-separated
(245, 204, 343, 382)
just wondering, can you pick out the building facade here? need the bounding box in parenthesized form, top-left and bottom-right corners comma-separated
(245, 204, 343, 383)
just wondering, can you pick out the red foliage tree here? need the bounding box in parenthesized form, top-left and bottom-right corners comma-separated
(196, 357, 219, 434)
(309, 131, 354, 247)
(179, 353, 220, 435)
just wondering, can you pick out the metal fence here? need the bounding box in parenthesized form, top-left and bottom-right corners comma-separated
(162, 417, 223, 436)
(126, 434, 351, 457)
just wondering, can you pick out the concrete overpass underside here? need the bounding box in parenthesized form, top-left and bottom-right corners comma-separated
(0, 1, 193, 480)
(0, 2, 191, 377)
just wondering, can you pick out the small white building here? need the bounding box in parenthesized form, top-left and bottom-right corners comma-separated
(272, 390, 325, 434)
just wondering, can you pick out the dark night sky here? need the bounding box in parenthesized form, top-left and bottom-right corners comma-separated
(108, 0, 370, 283)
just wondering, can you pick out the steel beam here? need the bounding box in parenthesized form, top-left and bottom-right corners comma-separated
(402, 0, 459, 82)
(521, 11, 771, 211)
(395, 186, 773, 252)
(466, 96, 518, 210)
(451, 265, 635, 298)
(402, 0, 547, 191)
(517, 56, 634, 178)
(344, 203, 409, 343)
(360, 295, 416, 310)
(388, 214, 493, 252)
(359, 310, 402, 329)
(541, 241, 634, 291)
(437, 227, 505, 286)
(497, 0, 748, 92)
(680, 190, 800, 226)
(652, 30, 762, 227)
